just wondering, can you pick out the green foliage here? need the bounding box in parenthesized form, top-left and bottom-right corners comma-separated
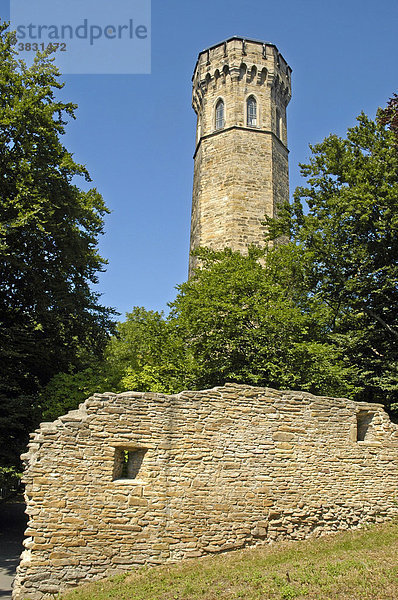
(39, 365, 110, 422)
(106, 307, 190, 394)
(268, 111, 398, 410)
(40, 306, 190, 420)
(170, 246, 358, 397)
(0, 465, 22, 493)
(0, 23, 116, 469)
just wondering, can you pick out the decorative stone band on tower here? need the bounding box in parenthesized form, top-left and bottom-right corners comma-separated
(189, 37, 292, 275)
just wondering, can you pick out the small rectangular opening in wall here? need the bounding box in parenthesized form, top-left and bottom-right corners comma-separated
(356, 411, 374, 442)
(113, 447, 147, 480)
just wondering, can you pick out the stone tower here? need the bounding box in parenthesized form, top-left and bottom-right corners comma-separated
(189, 37, 292, 275)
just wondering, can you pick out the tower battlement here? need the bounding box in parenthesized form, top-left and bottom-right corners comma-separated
(189, 37, 292, 275)
(192, 37, 291, 133)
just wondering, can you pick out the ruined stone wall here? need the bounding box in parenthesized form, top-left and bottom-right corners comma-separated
(13, 384, 398, 599)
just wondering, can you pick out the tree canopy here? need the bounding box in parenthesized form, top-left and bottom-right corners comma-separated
(42, 246, 360, 419)
(380, 93, 398, 137)
(268, 110, 398, 410)
(0, 23, 115, 474)
(170, 246, 359, 396)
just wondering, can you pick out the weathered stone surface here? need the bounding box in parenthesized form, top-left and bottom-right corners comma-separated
(12, 383, 398, 599)
(189, 37, 291, 275)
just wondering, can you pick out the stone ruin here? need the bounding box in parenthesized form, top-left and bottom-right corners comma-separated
(13, 384, 398, 599)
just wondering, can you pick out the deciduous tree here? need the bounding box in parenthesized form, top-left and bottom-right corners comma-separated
(170, 247, 358, 397)
(0, 24, 115, 470)
(268, 110, 398, 410)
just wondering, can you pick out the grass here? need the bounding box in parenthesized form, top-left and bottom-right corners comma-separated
(62, 520, 398, 600)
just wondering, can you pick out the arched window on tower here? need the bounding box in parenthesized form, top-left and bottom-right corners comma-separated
(247, 96, 257, 127)
(276, 107, 281, 138)
(215, 99, 225, 130)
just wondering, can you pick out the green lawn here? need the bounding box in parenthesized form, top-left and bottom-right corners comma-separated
(62, 520, 398, 600)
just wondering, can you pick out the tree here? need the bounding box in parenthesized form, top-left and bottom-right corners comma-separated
(379, 93, 398, 137)
(268, 111, 398, 410)
(105, 307, 189, 394)
(40, 307, 190, 420)
(0, 24, 116, 470)
(170, 246, 358, 397)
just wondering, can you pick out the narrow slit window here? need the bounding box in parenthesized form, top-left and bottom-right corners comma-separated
(356, 411, 374, 442)
(276, 108, 281, 138)
(113, 447, 147, 480)
(215, 99, 224, 130)
(247, 96, 257, 127)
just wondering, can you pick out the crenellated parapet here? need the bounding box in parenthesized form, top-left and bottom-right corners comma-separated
(192, 37, 291, 139)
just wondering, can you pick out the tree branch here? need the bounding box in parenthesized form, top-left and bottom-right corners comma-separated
(363, 307, 398, 339)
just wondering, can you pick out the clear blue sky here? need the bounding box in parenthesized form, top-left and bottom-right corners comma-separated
(1, 0, 398, 318)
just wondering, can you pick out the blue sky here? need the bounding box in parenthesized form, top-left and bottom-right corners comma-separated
(1, 0, 398, 318)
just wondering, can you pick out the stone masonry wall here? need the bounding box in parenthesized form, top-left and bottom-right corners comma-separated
(13, 384, 398, 599)
(190, 129, 274, 253)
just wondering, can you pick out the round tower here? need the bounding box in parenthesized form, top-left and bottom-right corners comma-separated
(189, 37, 292, 275)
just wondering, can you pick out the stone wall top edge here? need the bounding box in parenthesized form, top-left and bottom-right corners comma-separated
(30, 385, 394, 442)
(114, 387, 392, 427)
(22, 384, 397, 465)
(59, 384, 395, 418)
